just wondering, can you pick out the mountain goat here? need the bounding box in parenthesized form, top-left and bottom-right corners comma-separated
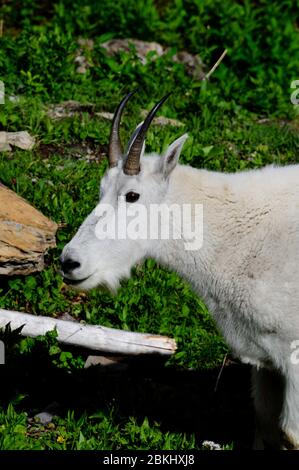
(60, 90, 299, 449)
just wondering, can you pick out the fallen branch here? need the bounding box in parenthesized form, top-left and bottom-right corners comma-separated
(0, 309, 177, 356)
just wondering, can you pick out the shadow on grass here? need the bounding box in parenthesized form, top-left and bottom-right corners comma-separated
(0, 344, 254, 449)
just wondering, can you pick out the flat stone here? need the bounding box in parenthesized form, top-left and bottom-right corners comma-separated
(84, 354, 128, 371)
(1, 131, 36, 150)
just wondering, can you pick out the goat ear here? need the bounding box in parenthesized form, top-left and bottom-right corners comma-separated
(161, 133, 188, 178)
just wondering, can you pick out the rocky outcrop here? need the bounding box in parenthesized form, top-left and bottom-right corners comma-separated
(0, 184, 57, 275)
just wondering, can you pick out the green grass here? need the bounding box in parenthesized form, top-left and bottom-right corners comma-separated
(0, 0, 299, 450)
(0, 405, 198, 450)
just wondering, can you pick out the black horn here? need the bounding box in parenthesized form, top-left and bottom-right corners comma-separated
(123, 93, 171, 176)
(108, 89, 138, 168)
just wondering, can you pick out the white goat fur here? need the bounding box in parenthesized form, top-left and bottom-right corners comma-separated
(61, 134, 299, 448)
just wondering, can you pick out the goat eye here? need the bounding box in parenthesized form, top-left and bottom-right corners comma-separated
(125, 191, 140, 203)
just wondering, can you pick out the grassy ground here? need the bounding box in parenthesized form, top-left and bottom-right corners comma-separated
(0, 0, 299, 450)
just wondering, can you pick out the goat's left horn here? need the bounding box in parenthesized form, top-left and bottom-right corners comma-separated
(123, 93, 171, 176)
(108, 89, 138, 168)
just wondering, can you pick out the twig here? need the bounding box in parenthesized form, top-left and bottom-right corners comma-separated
(0, 20, 3, 38)
(214, 353, 228, 392)
(204, 49, 228, 80)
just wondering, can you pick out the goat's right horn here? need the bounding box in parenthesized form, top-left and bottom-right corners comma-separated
(108, 89, 138, 168)
(123, 93, 171, 176)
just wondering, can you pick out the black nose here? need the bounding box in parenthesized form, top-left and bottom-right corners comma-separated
(61, 258, 81, 275)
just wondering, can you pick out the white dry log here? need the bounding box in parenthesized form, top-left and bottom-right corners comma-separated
(0, 309, 177, 356)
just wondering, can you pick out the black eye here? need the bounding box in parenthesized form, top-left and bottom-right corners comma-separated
(125, 191, 140, 203)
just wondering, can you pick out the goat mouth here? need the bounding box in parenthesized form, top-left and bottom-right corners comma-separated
(62, 275, 91, 286)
